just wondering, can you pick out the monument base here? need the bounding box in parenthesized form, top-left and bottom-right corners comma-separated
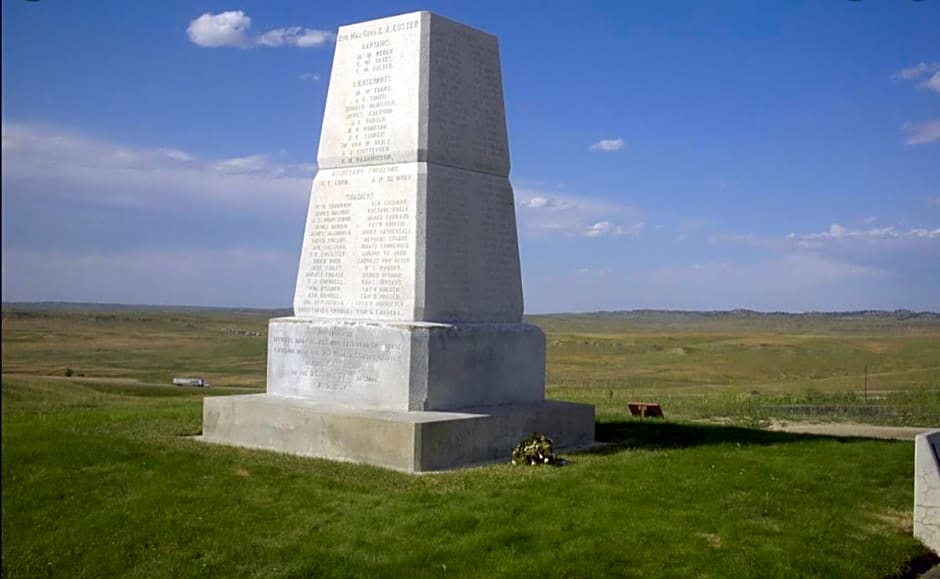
(267, 317, 547, 411)
(914, 429, 940, 554)
(200, 394, 595, 472)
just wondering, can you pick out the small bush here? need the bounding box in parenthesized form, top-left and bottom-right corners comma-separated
(64, 368, 73, 377)
(511, 433, 560, 466)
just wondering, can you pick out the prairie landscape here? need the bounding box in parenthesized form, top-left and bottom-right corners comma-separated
(5, 305, 938, 425)
(2, 305, 939, 577)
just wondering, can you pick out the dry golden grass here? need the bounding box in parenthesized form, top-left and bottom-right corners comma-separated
(3, 306, 938, 426)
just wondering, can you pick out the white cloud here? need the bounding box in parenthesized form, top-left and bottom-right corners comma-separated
(299, 73, 321, 81)
(162, 148, 195, 162)
(713, 223, 940, 252)
(573, 267, 613, 276)
(2, 248, 296, 308)
(515, 189, 644, 239)
(709, 223, 940, 260)
(259, 27, 333, 48)
(708, 232, 756, 245)
(518, 196, 571, 210)
(790, 222, 940, 243)
(585, 222, 614, 237)
(187, 11, 334, 49)
(1, 123, 314, 213)
(902, 119, 940, 145)
(922, 71, 940, 93)
(675, 218, 708, 242)
(583, 221, 645, 238)
(648, 253, 886, 292)
(187, 11, 252, 48)
(588, 138, 624, 152)
(535, 253, 899, 313)
(893, 63, 940, 93)
(211, 154, 274, 174)
(893, 62, 939, 81)
(909, 227, 940, 239)
(805, 223, 849, 239)
(2, 124, 318, 307)
(862, 216, 877, 224)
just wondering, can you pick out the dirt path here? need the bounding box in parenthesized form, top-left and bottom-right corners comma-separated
(767, 420, 936, 441)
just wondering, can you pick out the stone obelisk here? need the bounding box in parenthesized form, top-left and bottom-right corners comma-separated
(201, 11, 594, 472)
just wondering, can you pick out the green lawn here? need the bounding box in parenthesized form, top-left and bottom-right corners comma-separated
(1, 376, 932, 578)
(2, 307, 938, 577)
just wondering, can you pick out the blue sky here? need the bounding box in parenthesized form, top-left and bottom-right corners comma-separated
(2, 1, 939, 312)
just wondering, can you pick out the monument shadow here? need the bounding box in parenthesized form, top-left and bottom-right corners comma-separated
(585, 419, 893, 455)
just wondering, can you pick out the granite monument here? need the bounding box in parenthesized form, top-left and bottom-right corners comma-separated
(200, 11, 595, 472)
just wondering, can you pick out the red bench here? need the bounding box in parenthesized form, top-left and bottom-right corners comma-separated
(628, 402, 664, 418)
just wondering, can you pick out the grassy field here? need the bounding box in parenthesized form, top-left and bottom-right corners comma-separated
(528, 311, 940, 427)
(4, 306, 938, 426)
(2, 306, 939, 577)
(1, 308, 270, 387)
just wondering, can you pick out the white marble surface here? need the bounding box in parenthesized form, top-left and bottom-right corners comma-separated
(202, 395, 595, 472)
(293, 163, 522, 322)
(266, 316, 544, 411)
(421, 164, 521, 322)
(914, 429, 940, 553)
(294, 163, 419, 320)
(424, 14, 509, 177)
(317, 12, 425, 170)
(297, 11, 519, 322)
(316, 11, 509, 177)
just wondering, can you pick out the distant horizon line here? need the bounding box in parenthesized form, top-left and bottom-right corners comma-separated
(2, 300, 938, 317)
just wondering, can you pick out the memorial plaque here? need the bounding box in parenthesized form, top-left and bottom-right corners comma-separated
(316, 13, 424, 170)
(316, 12, 510, 177)
(294, 163, 522, 322)
(295, 164, 419, 320)
(295, 11, 519, 321)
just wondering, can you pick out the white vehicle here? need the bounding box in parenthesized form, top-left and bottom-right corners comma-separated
(172, 377, 209, 387)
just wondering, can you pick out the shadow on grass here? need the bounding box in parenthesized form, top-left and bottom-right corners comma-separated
(588, 420, 891, 455)
(883, 551, 940, 579)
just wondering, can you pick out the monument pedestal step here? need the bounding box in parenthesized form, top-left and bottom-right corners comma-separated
(200, 394, 595, 472)
(267, 317, 546, 411)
